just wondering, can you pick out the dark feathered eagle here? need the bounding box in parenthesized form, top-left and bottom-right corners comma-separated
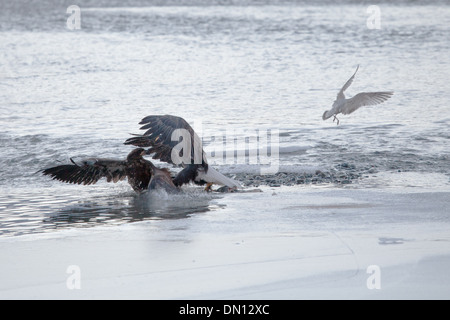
(42, 148, 177, 193)
(124, 115, 242, 191)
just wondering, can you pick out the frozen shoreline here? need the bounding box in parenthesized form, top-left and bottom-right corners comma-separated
(1, 186, 449, 299)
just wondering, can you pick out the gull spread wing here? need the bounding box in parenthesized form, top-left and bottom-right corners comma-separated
(338, 65, 359, 99)
(342, 91, 394, 115)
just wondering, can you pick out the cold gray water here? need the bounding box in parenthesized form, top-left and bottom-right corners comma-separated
(0, 0, 449, 237)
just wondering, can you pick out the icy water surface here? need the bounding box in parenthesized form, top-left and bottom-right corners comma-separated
(0, 0, 449, 236)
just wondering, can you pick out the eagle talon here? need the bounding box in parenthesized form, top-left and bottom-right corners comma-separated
(204, 182, 213, 192)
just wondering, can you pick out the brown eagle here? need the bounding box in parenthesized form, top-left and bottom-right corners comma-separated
(41, 148, 177, 193)
(124, 115, 242, 191)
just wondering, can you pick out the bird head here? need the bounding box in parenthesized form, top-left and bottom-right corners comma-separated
(127, 148, 146, 161)
(322, 110, 331, 120)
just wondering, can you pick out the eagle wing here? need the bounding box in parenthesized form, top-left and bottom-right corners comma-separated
(42, 158, 128, 185)
(124, 115, 208, 167)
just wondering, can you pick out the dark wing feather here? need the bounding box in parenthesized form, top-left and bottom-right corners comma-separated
(172, 164, 203, 187)
(42, 158, 128, 185)
(124, 115, 208, 168)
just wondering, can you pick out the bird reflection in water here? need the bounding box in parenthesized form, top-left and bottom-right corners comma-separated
(42, 189, 222, 232)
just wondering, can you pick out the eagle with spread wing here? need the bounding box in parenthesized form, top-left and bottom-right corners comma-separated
(124, 115, 242, 191)
(42, 148, 177, 193)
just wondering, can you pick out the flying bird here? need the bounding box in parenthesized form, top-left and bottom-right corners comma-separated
(41, 148, 177, 193)
(124, 115, 242, 191)
(322, 65, 393, 125)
